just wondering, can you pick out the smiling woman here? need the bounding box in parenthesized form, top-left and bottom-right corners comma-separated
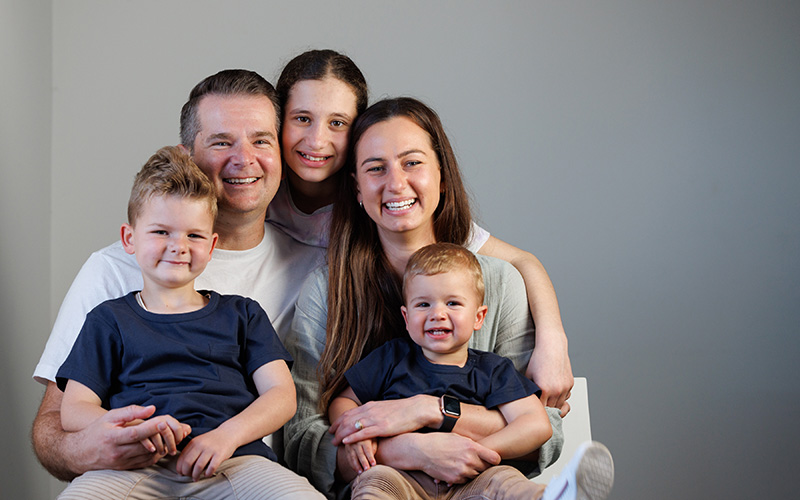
(354, 116, 443, 241)
(283, 97, 565, 497)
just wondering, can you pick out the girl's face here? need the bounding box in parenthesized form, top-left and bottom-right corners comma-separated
(354, 116, 442, 239)
(281, 76, 359, 187)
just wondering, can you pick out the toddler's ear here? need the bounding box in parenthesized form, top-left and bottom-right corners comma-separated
(473, 305, 488, 331)
(120, 224, 136, 255)
(400, 305, 410, 329)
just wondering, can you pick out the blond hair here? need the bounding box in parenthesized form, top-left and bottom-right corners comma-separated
(127, 146, 217, 225)
(403, 243, 485, 305)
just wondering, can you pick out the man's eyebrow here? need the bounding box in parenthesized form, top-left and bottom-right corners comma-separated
(204, 132, 232, 143)
(251, 130, 277, 140)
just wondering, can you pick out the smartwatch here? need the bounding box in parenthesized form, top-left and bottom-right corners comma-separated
(439, 395, 461, 432)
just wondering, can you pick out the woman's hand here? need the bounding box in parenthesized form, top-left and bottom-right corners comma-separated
(329, 394, 439, 445)
(378, 432, 501, 486)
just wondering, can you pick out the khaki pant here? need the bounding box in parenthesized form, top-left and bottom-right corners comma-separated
(351, 464, 546, 500)
(57, 455, 325, 500)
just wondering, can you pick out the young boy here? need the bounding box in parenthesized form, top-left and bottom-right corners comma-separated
(56, 146, 323, 499)
(329, 243, 614, 500)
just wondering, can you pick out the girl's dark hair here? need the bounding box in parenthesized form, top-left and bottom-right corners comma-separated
(276, 49, 368, 117)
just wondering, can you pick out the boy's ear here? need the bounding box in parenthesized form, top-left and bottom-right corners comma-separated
(120, 224, 136, 255)
(400, 305, 410, 330)
(473, 304, 488, 331)
(208, 233, 219, 257)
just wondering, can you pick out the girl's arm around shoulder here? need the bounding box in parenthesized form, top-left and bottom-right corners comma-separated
(477, 235, 573, 412)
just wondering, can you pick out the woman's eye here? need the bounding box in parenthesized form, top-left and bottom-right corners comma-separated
(295, 116, 310, 124)
(331, 120, 345, 127)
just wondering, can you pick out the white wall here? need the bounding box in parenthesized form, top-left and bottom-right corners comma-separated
(0, 0, 55, 498)
(3, 1, 798, 498)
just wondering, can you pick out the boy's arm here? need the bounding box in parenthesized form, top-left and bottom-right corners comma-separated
(329, 387, 378, 477)
(61, 380, 109, 432)
(477, 395, 553, 459)
(329, 386, 361, 423)
(177, 359, 296, 480)
(477, 236, 573, 411)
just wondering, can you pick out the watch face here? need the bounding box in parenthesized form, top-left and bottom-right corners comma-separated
(443, 395, 460, 416)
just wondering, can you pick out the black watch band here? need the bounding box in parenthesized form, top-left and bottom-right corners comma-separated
(439, 395, 461, 432)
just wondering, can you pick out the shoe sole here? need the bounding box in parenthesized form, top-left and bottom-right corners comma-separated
(576, 442, 615, 500)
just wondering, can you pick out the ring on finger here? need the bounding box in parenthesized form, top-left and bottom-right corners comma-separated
(354, 420, 364, 431)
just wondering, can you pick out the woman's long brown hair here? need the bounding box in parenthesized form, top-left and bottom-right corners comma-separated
(318, 97, 474, 412)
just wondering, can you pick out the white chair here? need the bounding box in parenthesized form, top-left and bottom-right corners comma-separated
(534, 377, 593, 484)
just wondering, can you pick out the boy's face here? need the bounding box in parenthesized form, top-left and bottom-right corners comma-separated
(121, 195, 218, 291)
(401, 270, 488, 365)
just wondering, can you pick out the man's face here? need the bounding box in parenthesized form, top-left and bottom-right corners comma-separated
(189, 94, 281, 220)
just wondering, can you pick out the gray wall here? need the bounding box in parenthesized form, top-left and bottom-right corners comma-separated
(1, 0, 797, 498)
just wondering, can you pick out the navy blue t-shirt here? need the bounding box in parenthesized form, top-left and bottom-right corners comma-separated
(345, 337, 540, 410)
(57, 291, 291, 461)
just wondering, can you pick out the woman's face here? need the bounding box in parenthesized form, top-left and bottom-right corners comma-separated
(354, 116, 442, 239)
(281, 76, 359, 187)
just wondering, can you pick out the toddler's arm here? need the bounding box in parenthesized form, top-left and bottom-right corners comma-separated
(477, 394, 553, 459)
(478, 236, 573, 412)
(330, 386, 378, 474)
(176, 359, 296, 481)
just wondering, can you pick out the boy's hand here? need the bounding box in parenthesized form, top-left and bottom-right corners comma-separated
(176, 428, 237, 481)
(344, 438, 377, 474)
(126, 413, 191, 456)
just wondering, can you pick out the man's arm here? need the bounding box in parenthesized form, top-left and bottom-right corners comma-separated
(32, 382, 173, 480)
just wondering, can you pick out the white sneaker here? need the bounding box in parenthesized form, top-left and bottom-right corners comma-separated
(541, 441, 614, 500)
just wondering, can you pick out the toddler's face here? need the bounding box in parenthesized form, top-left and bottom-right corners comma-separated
(401, 270, 487, 365)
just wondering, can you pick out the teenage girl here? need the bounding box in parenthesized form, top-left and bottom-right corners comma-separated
(268, 49, 572, 411)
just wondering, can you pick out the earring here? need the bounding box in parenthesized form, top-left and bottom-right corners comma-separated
(358, 200, 363, 209)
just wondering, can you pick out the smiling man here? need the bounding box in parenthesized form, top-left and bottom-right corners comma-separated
(31, 70, 325, 486)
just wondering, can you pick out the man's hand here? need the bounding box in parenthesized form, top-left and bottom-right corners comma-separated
(32, 383, 190, 480)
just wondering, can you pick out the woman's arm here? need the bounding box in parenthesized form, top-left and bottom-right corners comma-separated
(478, 235, 573, 411)
(330, 396, 506, 445)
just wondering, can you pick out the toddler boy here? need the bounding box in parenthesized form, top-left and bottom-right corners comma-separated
(329, 242, 613, 500)
(56, 146, 323, 499)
